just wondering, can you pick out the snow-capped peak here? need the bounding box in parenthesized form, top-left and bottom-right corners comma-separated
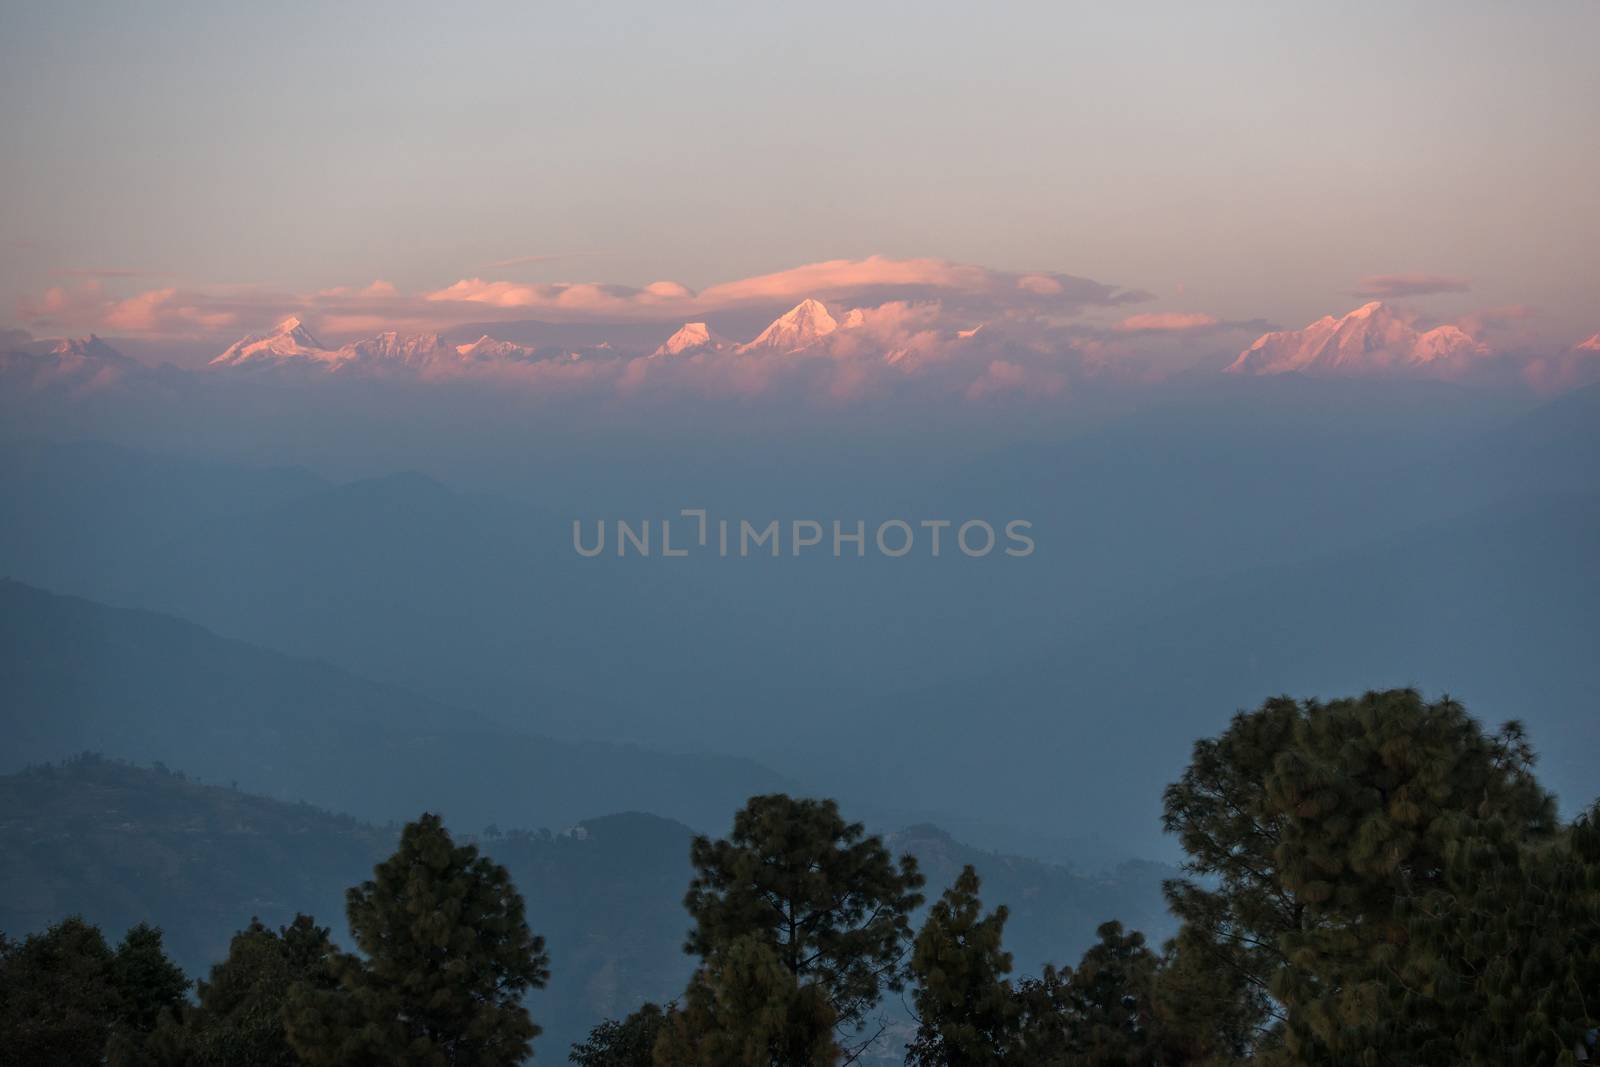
(340, 331, 449, 368)
(736, 299, 839, 354)
(455, 335, 541, 361)
(1227, 302, 1489, 377)
(48, 334, 127, 362)
(211, 315, 331, 367)
(651, 322, 727, 358)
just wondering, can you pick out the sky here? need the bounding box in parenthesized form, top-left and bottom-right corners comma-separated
(2, 1, 1597, 350)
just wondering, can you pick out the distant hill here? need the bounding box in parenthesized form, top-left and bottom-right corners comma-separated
(0, 579, 795, 833)
(0, 758, 1174, 1060)
(885, 824, 1173, 977)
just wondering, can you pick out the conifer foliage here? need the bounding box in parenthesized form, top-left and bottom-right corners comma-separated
(677, 794, 925, 1059)
(0, 917, 188, 1065)
(285, 812, 549, 1066)
(906, 865, 1017, 1066)
(145, 914, 338, 1066)
(1163, 689, 1593, 1065)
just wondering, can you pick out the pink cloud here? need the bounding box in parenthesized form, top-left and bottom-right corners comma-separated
(1114, 311, 1220, 333)
(424, 256, 1141, 322)
(18, 281, 235, 335)
(15, 256, 1144, 358)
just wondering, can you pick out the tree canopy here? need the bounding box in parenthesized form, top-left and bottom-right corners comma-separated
(285, 812, 550, 1067)
(682, 793, 924, 1055)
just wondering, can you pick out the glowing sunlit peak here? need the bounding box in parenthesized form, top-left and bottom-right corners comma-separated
(736, 298, 839, 354)
(651, 322, 728, 358)
(1228, 301, 1489, 377)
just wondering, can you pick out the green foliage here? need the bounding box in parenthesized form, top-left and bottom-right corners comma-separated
(906, 865, 1017, 1066)
(1163, 688, 1592, 1066)
(683, 793, 924, 1050)
(1150, 931, 1268, 1065)
(569, 1002, 668, 1066)
(284, 813, 550, 1067)
(1060, 921, 1162, 1065)
(145, 914, 337, 1066)
(0, 916, 121, 1063)
(1, 759, 1175, 1055)
(0, 915, 188, 1065)
(1160, 695, 1300, 1049)
(654, 936, 839, 1067)
(107, 922, 194, 1064)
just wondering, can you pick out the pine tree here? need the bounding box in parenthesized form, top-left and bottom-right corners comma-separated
(1149, 931, 1268, 1065)
(1010, 962, 1077, 1064)
(0, 915, 188, 1065)
(905, 865, 1017, 1066)
(682, 794, 924, 1057)
(145, 914, 337, 1066)
(569, 1003, 667, 1066)
(1160, 695, 1301, 1051)
(0, 916, 122, 1063)
(1266, 692, 1555, 1064)
(106, 922, 192, 1065)
(1062, 922, 1163, 1066)
(285, 813, 550, 1066)
(1163, 689, 1574, 1066)
(654, 936, 839, 1067)
(1388, 799, 1600, 1065)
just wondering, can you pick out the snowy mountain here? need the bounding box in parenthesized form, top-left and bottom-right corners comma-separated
(210, 316, 336, 368)
(339, 331, 454, 369)
(0, 333, 141, 390)
(210, 321, 570, 373)
(48, 335, 132, 363)
(650, 322, 728, 358)
(454, 335, 541, 362)
(1228, 301, 1489, 376)
(735, 299, 839, 354)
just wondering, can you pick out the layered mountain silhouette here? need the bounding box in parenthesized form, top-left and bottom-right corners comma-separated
(0, 579, 796, 832)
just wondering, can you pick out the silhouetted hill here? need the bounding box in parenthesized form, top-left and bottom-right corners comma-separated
(0, 579, 795, 832)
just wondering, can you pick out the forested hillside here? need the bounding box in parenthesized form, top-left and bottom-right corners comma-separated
(0, 756, 1173, 1057)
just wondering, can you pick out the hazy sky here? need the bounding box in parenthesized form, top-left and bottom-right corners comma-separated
(3, 1, 1597, 342)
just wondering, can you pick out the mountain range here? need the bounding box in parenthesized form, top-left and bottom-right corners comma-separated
(1227, 300, 1487, 376)
(2, 377, 1594, 859)
(0, 578, 794, 833)
(6, 299, 1598, 393)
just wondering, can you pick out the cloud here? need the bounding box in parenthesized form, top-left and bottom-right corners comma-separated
(1454, 304, 1534, 336)
(1350, 273, 1471, 299)
(425, 256, 1145, 322)
(16, 279, 245, 336)
(1114, 311, 1220, 333)
(19, 256, 1143, 343)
